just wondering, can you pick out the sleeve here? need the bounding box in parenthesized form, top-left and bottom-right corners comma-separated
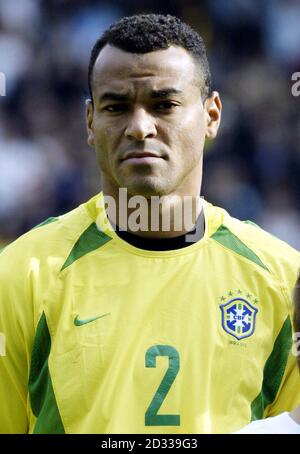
(0, 244, 34, 433)
(265, 252, 300, 417)
(266, 351, 300, 416)
(248, 241, 300, 419)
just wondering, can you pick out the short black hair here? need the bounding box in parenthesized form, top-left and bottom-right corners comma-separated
(88, 14, 212, 102)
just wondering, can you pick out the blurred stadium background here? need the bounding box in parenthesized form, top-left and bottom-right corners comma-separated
(0, 0, 300, 249)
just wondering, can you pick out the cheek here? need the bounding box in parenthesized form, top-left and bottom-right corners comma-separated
(171, 114, 206, 168)
(94, 124, 109, 145)
(175, 120, 206, 153)
(175, 108, 206, 142)
(98, 124, 122, 151)
(94, 125, 122, 173)
(93, 128, 110, 169)
(93, 125, 114, 156)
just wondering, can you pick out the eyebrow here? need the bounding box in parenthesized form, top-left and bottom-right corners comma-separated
(99, 88, 183, 103)
(150, 88, 183, 98)
(99, 92, 129, 102)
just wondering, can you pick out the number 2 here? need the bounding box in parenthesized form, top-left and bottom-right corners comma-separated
(145, 345, 180, 426)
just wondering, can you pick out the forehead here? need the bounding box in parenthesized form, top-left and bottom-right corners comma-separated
(92, 44, 199, 95)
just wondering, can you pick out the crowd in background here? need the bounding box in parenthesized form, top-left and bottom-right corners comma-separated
(0, 0, 300, 248)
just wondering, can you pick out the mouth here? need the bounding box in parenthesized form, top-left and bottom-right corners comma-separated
(120, 151, 165, 165)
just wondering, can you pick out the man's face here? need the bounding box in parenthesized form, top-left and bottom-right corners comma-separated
(86, 44, 221, 198)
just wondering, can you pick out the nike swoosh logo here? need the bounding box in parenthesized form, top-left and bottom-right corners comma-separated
(74, 313, 110, 326)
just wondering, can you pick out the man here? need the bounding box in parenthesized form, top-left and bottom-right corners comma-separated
(0, 14, 300, 434)
(235, 275, 300, 434)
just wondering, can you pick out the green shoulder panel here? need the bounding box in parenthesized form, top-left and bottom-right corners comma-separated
(61, 222, 112, 271)
(211, 225, 269, 272)
(32, 217, 59, 229)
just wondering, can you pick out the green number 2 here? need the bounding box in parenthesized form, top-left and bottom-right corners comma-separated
(145, 345, 180, 426)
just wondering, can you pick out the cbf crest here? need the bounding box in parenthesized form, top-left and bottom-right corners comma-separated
(220, 297, 258, 340)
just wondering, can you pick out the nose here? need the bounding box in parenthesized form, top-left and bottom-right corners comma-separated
(125, 107, 157, 141)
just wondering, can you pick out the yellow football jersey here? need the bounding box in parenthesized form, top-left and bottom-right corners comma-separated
(0, 193, 300, 434)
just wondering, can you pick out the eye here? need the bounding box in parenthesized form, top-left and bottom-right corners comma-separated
(103, 104, 128, 113)
(155, 101, 178, 111)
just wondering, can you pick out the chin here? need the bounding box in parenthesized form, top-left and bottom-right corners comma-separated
(124, 179, 171, 199)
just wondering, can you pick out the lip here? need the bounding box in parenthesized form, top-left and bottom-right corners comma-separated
(121, 151, 163, 161)
(122, 156, 163, 165)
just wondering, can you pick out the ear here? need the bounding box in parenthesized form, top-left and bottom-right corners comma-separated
(86, 99, 95, 148)
(204, 91, 222, 139)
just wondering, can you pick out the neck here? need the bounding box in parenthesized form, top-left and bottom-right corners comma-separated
(101, 182, 203, 239)
(290, 405, 300, 425)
